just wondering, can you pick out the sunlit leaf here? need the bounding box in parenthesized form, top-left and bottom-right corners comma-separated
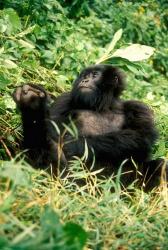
(18, 39, 35, 49)
(112, 44, 155, 61)
(3, 59, 18, 69)
(17, 25, 36, 37)
(0, 47, 4, 54)
(96, 29, 123, 64)
(106, 29, 123, 54)
(0, 23, 7, 33)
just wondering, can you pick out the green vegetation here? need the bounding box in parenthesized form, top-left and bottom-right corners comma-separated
(0, 1, 167, 249)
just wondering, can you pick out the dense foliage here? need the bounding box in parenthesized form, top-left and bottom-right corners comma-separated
(0, 1, 167, 249)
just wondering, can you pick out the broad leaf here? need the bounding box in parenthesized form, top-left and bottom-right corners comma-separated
(112, 44, 155, 61)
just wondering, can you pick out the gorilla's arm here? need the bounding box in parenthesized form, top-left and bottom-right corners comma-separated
(13, 84, 70, 168)
(13, 84, 50, 150)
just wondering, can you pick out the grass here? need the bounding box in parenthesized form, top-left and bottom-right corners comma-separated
(0, 159, 168, 249)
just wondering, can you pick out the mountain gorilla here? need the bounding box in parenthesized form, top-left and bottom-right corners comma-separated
(13, 65, 167, 190)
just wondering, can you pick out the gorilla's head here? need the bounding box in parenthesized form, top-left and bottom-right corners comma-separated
(71, 64, 125, 111)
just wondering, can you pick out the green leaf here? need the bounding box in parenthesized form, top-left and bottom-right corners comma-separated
(64, 222, 87, 249)
(0, 237, 9, 248)
(0, 73, 11, 90)
(41, 206, 62, 234)
(3, 8, 21, 34)
(41, 206, 87, 249)
(1, 162, 31, 187)
(104, 57, 144, 74)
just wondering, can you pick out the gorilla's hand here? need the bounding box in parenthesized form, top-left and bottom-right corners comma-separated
(13, 84, 47, 110)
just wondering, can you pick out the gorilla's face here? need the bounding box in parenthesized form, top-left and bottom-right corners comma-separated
(76, 70, 102, 93)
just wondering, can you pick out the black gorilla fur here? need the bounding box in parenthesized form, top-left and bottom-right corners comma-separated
(13, 65, 167, 189)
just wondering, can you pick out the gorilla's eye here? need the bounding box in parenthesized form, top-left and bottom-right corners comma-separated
(92, 71, 99, 78)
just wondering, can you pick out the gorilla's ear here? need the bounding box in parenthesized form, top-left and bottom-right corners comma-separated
(104, 69, 119, 87)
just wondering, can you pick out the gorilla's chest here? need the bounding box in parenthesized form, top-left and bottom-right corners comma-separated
(76, 111, 125, 136)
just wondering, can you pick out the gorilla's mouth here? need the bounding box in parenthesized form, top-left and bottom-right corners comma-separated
(78, 86, 94, 91)
(79, 86, 92, 89)
(78, 86, 94, 93)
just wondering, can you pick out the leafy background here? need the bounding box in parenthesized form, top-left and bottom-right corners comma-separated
(0, 0, 168, 249)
